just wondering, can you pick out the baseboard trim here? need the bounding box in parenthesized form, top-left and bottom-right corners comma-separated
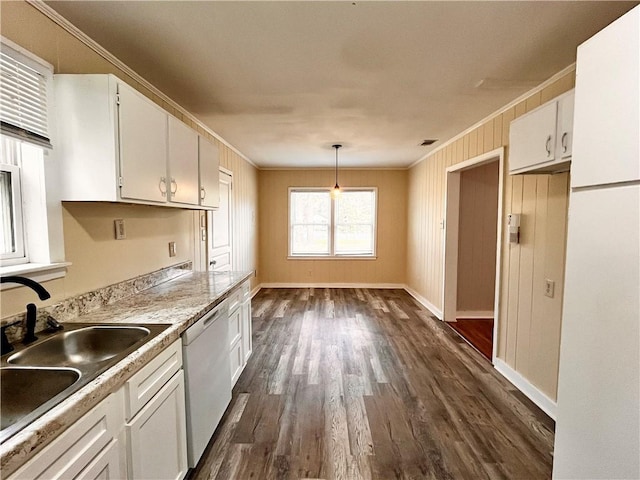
(494, 358, 557, 420)
(250, 285, 262, 298)
(456, 310, 494, 319)
(259, 282, 406, 289)
(403, 286, 443, 319)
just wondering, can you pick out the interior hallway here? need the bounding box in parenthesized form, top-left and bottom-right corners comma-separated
(189, 288, 554, 479)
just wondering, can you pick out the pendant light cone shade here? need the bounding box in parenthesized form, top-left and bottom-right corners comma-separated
(332, 144, 342, 197)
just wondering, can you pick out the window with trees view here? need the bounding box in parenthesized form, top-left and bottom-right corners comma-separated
(289, 188, 377, 257)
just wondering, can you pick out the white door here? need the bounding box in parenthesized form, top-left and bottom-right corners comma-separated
(208, 171, 233, 271)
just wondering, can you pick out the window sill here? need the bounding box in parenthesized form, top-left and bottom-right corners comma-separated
(287, 256, 377, 260)
(0, 262, 71, 289)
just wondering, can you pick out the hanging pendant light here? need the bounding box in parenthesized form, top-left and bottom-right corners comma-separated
(332, 144, 342, 198)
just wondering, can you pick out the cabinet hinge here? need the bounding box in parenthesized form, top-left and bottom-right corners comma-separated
(118, 176, 123, 187)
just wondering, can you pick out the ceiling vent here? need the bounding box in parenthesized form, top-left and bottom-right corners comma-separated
(420, 139, 438, 146)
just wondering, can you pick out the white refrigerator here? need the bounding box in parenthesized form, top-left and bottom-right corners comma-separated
(553, 6, 640, 479)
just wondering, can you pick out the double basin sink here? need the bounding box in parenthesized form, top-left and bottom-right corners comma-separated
(0, 323, 169, 443)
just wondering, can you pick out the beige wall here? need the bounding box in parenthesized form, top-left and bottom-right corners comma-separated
(259, 169, 407, 285)
(407, 71, 575, 400)
(0, 1, 258, 316)
(456, 160, 499, 314)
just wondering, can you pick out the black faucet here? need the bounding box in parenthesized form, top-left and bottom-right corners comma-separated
(1, 276, 51, 347)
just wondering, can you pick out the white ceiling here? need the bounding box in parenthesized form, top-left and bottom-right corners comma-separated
(45, 1, 637, 168)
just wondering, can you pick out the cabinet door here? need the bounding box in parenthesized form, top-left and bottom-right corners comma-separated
(199, 136, 220, 208)
(168, 116, 199, 205)
(228, 306, 241, 347)
(118, 82, 168, 203)
(126, 370, 188, 480)
(557, 91, 574, 160)
(75, 439, 126, 480)
(230, 339, 243, 386)
(572, 7, 639, 187)
(8, 390, 125, 480)
(242, 299, 252, 363)
(509, 101, 557, 172)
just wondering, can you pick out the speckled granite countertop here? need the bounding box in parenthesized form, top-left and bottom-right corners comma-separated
(0, 270, 253, 476)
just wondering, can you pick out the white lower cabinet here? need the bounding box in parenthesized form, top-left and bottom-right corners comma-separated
(125, 370, 187, 480)
(9, 340, 188, 480)
(8, 389, 127, 480)
(124, 340, 187, 480)
(229, 280, 252, 387)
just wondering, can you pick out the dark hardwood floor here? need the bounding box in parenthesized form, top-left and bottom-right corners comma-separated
(189, 288, 554, 480)
(448, 318, 494, 361)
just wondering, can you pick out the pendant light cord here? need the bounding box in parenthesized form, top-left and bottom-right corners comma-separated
(333, 144, 341, 189)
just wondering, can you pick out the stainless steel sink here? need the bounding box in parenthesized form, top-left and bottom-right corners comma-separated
(8, 326, 151, 367)
(0, 367, 80, 430)
(0, 323, 169, 444)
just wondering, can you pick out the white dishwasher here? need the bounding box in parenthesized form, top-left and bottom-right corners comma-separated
(182, 301, 232, 468)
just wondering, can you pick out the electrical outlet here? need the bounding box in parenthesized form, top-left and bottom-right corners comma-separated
(114, 219, 126, 240)
(544, 279, 555, 298)
(169, 241, 177, 257)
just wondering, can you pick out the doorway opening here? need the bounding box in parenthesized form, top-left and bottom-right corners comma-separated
(443, 148, 504, 362)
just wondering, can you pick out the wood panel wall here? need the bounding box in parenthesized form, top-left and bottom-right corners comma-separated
(407, 71, 575, 400)
(258, 169, 407, 285)
(456, 160, 499, 314)
(219, 146, 259, 288)
(0, 1, 259, 315)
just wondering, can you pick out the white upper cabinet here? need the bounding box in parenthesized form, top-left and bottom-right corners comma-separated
(509, 90, 574, 175)
(54, 74, 218, 209)
(572, 7, 640, 188)
(118, 83, 168, 203)
(168, 115, 199, 205)
(198, 136, 220, 208)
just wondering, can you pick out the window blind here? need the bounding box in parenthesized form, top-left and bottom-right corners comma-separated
(0, 47, 51, 148)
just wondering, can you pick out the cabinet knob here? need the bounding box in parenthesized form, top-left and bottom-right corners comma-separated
(170, 178, 178, 195)
(159, 177, 167, 197)
(545, 135, 552, 157)
(200, 187, 206, 200)
(561, 132, 568, 153)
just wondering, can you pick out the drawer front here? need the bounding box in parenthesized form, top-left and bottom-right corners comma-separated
(230, 340, 243, 386)
(228, 307, 241, 347)
(227, 288, 242, 314)
(241, 280, 251, 300)
(125, 339, 182, 420)
(9, 389, 125, 480)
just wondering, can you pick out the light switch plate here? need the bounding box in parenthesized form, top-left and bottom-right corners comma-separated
(114, 219, 126, 240)
(169, 241, 177, 257)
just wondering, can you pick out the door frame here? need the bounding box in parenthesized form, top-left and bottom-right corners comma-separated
(442, 147, 504, 362)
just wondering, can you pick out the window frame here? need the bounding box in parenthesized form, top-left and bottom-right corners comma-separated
(288, 186, 378, 259)
(0, 37, 68, 285)
(0, 163, 26, 264)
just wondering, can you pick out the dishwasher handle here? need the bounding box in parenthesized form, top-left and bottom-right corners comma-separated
(182, 303, 226, 346)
